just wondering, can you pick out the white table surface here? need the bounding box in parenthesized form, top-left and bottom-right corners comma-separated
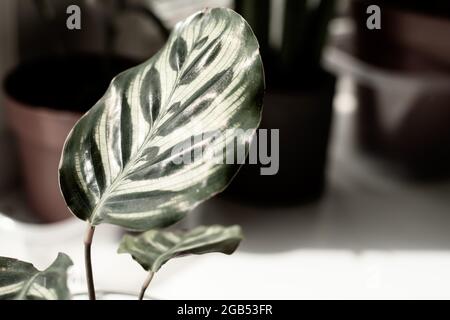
(1, 77, 450, 300)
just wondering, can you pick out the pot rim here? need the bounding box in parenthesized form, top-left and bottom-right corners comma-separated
(2, 52, 135, 114)
(4, 94, 83, 120)
(71, 290, 156, 300)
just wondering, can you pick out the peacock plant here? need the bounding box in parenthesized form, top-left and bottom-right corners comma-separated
(0, 7, 264, 300)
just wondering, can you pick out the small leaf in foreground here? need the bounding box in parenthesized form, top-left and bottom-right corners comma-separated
(0, 253, 73, 300)
(118, 225, 243, 272)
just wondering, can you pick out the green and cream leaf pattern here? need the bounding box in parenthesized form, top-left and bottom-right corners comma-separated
(0, 253, 73, 300)
(59, 8, 264, 231)
(118, 225, 243, 272)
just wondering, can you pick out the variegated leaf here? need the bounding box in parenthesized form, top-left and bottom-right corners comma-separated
(118, 225, 243, 272)
(59, 8, 264, 231)
(0, 253, 73, 300)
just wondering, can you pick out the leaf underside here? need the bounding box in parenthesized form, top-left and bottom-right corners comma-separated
(59, 8, 265, 231)
(0, 253, 73, 300)
(118, 225, 243, 272)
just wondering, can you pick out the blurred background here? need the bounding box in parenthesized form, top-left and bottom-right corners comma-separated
(0, 0, 450, 299)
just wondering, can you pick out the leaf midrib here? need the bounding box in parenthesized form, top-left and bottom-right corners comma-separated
(89, 29, 204, 225)
(15, 272, 40, 300)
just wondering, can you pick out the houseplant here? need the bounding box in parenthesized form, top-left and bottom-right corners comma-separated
(3, 0, 168, 222)
(349, 0, 450, 179)
(0, 8, 265, 300)
(228, 0, 337, 204)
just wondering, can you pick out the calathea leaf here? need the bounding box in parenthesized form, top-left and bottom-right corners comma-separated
(59, 8, 265, 231)
(0, 253, 73, 300)
(118, 225, 243, 272)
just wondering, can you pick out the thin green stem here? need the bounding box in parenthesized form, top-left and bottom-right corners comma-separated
(138, 271, 155, 300)
(84, 224, 96, 300)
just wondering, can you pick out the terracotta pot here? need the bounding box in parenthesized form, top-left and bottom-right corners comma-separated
(352, 1, 450, 69)
(380, 8, 450, 69)
(4, 97, 81, 222)
(355, 76, 450, 179)
(3, 53, 136, 222)
(72, 291, 152, 300)
(348, 1, 450, 179)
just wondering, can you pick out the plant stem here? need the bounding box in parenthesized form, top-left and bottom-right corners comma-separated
(84, 224, 96, 300)
(138, 271, 155, 300)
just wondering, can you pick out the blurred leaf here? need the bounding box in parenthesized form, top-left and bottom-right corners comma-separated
(118, 225, 243, 272)
(0, 253, 73, 300)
